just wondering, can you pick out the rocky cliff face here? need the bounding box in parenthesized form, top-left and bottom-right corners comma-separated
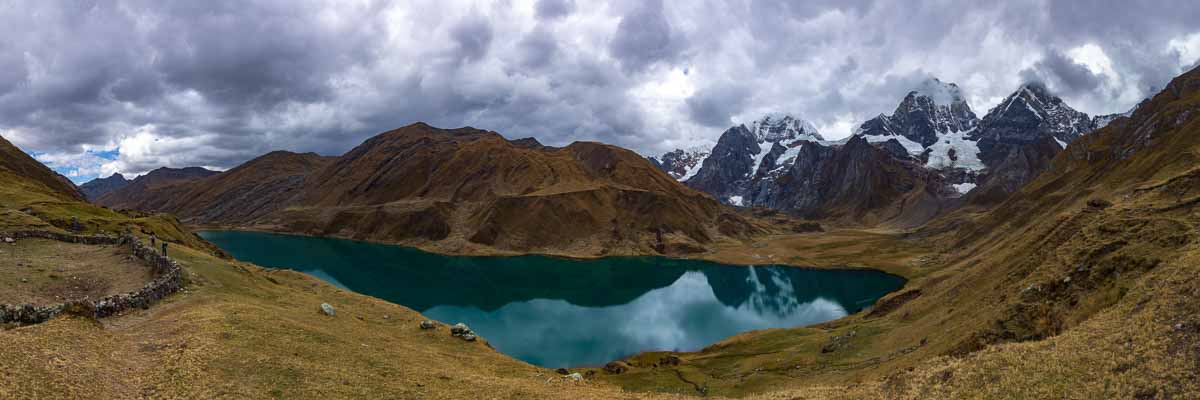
(649, 147, 709, 181)
(679, 89, 971, 225)
(857, 78, 979, 152)
(964, 83, 1102, 205)
(79, 173, 131, 201)
(685, 125, 762, 204)
(685, 114, 829, 206)
(670, 79, 1109, 225)
(746, 136, 953, 225)
(973, 83, 1095, 147)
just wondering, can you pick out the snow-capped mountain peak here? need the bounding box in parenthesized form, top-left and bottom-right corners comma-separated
(910, 78, 966, 106)
(980, 82, 1095, 143)
(1092, 103, 1137, 130)
(747, 114, 823, 143)
(650, 146, 711, 181)
(854, 78, 980, 163)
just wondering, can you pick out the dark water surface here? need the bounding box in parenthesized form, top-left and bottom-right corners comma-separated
(198, 230, 905, 368)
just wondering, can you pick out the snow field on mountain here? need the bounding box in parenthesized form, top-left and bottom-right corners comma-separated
(925, 130, 984, 171)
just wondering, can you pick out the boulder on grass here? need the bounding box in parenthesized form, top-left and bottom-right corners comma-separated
(603, 361, 629, 374)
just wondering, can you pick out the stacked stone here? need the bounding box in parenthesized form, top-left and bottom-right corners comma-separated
(5, 230, 122, 245)
(0, 231, 185, 324)
(450, 323, 478, 342)
(0, 303, 65, 324)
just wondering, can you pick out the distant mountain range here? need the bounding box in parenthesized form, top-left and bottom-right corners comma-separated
(79, 173, 130, 200)
(95, 167, 219, 209)
(84, 79, 1138, 237)
(87, 123, 768, 256)
(653, 79, 1130, 226)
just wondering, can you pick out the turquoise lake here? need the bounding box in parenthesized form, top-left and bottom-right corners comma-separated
(197, 230, 906, 368)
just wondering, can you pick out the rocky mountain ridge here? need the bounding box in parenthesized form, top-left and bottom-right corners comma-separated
(96, 167, 219, 210)
(663, 79, 1121, 225)
(79, 173, 130, 201)
(648, 147, 709, 181)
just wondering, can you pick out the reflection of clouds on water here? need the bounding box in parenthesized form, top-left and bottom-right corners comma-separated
(424, 270, 846, 368)
(741, 266, 843, 319)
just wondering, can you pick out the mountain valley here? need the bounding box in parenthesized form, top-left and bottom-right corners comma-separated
(3, 55, 1198, 400)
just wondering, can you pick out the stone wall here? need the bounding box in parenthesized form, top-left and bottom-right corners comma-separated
(0, 231, 185, 324)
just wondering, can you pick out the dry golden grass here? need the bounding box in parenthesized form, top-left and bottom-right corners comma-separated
(0, 238, 153, 306)
(697, 228, 936, 278)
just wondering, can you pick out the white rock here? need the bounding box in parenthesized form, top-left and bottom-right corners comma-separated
(319, 303, 336, 316)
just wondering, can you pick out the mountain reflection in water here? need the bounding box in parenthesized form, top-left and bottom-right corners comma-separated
(199, 230, 905, 368)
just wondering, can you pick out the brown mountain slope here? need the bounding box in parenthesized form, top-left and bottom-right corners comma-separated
(79, 173, 130, 201)
(598, 66, 1200, 398)
(122, 151, 334, 225)
(0, 135, 83, 202)
(273, 123, 764, 256)
(95, 166, 218, 209)
(110, 123, 767, 256)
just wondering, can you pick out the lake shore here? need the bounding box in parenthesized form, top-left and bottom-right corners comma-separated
(197, 229, 907, 369)
(190, 224, 933, 280)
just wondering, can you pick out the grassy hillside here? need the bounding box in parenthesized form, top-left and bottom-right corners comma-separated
(0, 136, 219, 254)
(0, 136, 83, 202)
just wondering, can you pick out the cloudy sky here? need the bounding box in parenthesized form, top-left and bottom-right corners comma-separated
(2, 0, 1199, 183)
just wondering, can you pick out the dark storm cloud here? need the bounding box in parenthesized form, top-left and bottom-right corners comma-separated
(535, 0, 575, 20)
(1036, 0, 1200, 99)
(1019, 50, 1104, 97)
(686, 84, 751, 128)
(608, 0, 686, 74)
(0, 1, 391, 176)
(450, 15, 495, 64)
(518, 27, 559, 69)
(149, 2, 377, 107)
(1, 0, 1198, 182)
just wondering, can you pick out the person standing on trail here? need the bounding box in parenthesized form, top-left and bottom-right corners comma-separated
(162, 241, 168, 256)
